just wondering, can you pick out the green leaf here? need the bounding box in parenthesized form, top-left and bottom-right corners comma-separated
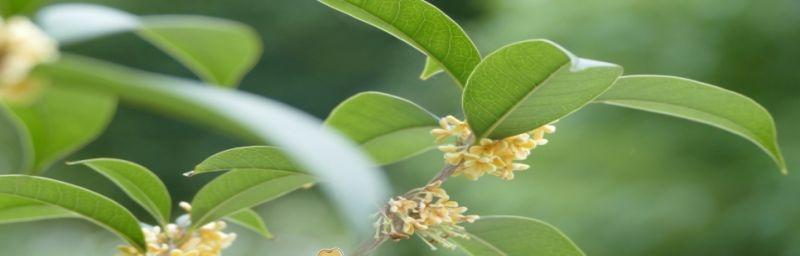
(595, 75, 787, 173)
(226, 209, 273, 239)
(37, 54, 390, 235)
(325, 92, 439, 165)
(0, 175, 145, 252)
(190, 169, 314, 230)
(8, 85, 116, 174)
(420, 57, 444, 80)
(463, 40, 623, 139)
(319, 0, 481, 87)
(137, 16, 262, 87)
(69, 158, 172, 226)
(38, 4, 262, 87)
(0, 105, 33, 173)
(0, 195, 74, 224)
(192, 146, 300, 176)
(0, 0, 47, 16)
(454, 216, 585, 256)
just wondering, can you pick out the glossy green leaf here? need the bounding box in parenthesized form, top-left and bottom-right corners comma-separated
(137, 16, 262, 87)
(319, 0, 481, 87)
(0, 105, 33, 173)
(37, 54, 389, 235)
(454, 216, 584, 256)
(226, 209, 273, 239)
(69, 158, 172, 225)
(0, 195, 74, 224)
(191, 146, 301, 176)
(0, 175, 145, 252)
(325, 92, 439, 165)
(595, 75, 787, 173)
(420, 57, 444, 80)
(190, 169, 314, 230)
(8, 85, 116, 174)
(463, 40, 623, 139)
(38, 4, 262, 87)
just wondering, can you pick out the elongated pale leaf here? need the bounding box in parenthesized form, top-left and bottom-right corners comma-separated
(326, 92, 439, 165)
(137, 16, 262, 87)
(0, 175, 145, 251)
(0, 105, 33, 173)
(190, 170, 314, 230)
(595, 75, 787, 173)
(463, 40, 623, 139)
(69, 158, 172, 225)
(0, 195, 74, 224)
(454, 216, 584, 256)
(8, 85, 116, 173)
(320, 0, 481, 87)
(192, 146, 301, 176)
(35, 55, 390, 235)
(420, 57, 444, 80)
(38, 4, 262, 87)
(226, 209, 273, 239)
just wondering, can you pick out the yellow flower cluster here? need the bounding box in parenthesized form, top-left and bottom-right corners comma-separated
(0, 16, 58, 88)
(118, 202, 237, 256)
(375, 181, 478, 250)
(432, 115, 556, 180)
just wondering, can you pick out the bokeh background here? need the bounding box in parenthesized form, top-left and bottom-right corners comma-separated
(1, 0, 798, 255)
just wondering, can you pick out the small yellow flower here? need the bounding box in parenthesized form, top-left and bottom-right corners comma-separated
(430, 115, 471, 143)
(0, 16, 59, 89)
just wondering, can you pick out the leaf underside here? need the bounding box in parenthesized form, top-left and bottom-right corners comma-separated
(226, 208, 273, 239)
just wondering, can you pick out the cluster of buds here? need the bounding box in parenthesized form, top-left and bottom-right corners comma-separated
(0, 16, 58, 100)
(375, 181, 479, 250)
(432, 115, 556, 180)
(118, 202, 237, 256)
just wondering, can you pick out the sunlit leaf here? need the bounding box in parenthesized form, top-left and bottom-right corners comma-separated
(8, 85, 116, 174)
(420, 57, 444, 80)
(37, 4, 262, 87)
(35, 54, 391, 235)
(454, 216, 585, 256)
(463, 40, 622, 139)
(325, 92, 439, 165)
(319, 0, 481, 87)
(0, 175, 145, 252)
(190, 169, 314, 230)
(0, 0, 48, 17)
(69, 158, 172, 225)
(226, 208, 273, 239)
(0, 105, 33, 173)
(192, 146, 300, 176)
(595, 75, 787, 173)
(0, 195, 74, 224)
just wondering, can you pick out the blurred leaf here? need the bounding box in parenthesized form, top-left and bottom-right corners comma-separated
(420, 57, 444, 80)
(463, 40, 622, 139)
(8, 85, 116, 174)
(595, 75, 787, 173)
(0, 175, 145, 252)
(319, 0, 481, 87)
(454, 216, 585, 256)
(0, 0, 47, 17)
(37, 54, 390, 236)
(0, 105, 33, 173)
(137, 16, 262, 87)
(69, 158, 172, 226)
(190, 169, 314, 230)
(0, 195, 74, 224)
(325, 92, 439, 165)
(226, 208, 273, 239)
(38, 4, 262, 87)
(192, 146, 301, 176)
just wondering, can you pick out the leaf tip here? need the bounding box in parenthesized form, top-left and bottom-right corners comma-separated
(183, 170, 196, 177)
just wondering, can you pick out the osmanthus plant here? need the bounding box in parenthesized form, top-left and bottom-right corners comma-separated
(0, 2, 392, 255)
(316, 0, 788, 255)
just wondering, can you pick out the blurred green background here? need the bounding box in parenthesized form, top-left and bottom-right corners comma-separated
(1, 0, 798, 255)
